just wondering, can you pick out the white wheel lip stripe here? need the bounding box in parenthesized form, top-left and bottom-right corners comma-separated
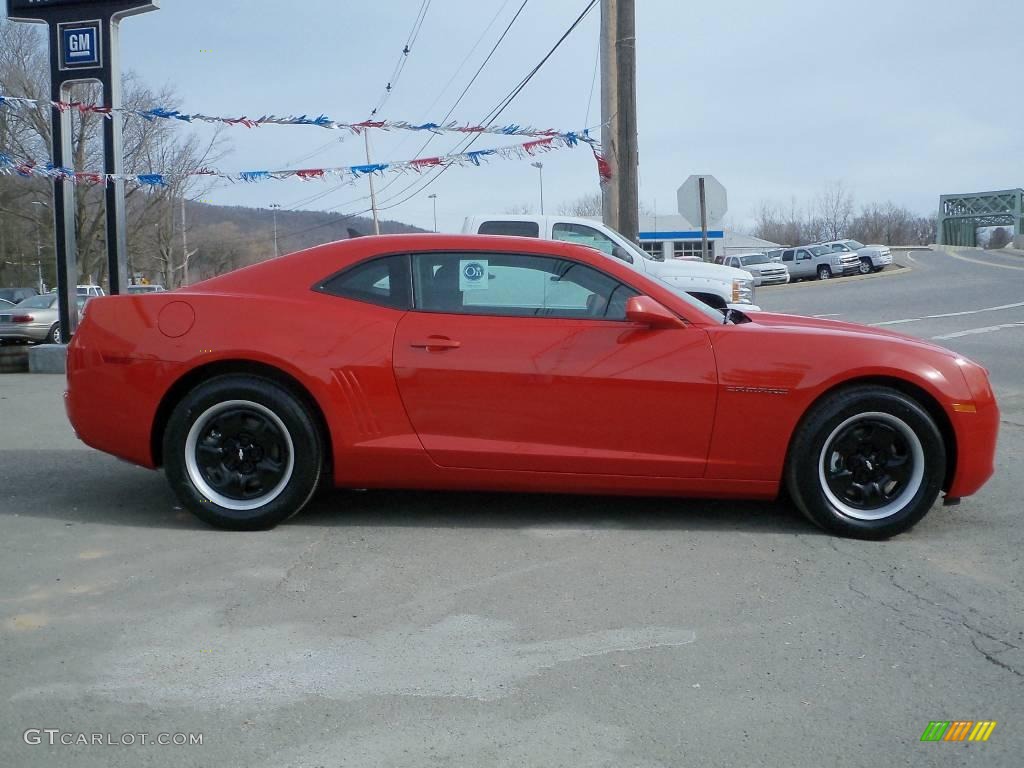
(818, 411, 926, 522)
(184, 399, 295, 512)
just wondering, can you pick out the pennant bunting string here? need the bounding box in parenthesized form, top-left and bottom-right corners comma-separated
(0, 131, 611, 188)
(0, 93, 593, 140)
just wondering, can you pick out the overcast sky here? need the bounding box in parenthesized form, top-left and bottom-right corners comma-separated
(102, 0, 1024, 233)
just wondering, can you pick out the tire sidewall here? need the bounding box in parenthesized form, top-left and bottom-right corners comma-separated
(164, 375, 322, 530)
(818, 266, 831, 280)
(788, 387, 945, 539)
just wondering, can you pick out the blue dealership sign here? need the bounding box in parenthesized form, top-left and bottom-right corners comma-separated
(59, 20, 101, 70)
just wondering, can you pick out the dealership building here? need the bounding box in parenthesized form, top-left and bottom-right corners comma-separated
(637, 177, 779, 261)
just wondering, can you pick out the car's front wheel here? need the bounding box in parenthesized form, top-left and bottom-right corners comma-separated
(785, 385, 945, 539)
(817, 265, 832, 280)
(163, 375, 323, 530)
(858, 258, 872, 275)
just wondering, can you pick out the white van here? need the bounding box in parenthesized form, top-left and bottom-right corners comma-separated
(462, 214, 758, 311)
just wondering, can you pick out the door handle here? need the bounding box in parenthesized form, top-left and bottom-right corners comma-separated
(410, 336, 461, 351)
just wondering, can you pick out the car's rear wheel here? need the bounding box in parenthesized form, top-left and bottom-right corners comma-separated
(858, 258, 872, 275)
(46, 323, 61, 344)
(785, 385, 945, 539)
(163, 375, 322, 530)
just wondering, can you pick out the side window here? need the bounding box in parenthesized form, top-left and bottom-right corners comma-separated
(316, 254, 411, 309)
(797, 249, 811, 260)
(477, 220, 540, 238)
(551, 223, 630, 262)
(411, 252, 639, 320)
(782, 249, 794, 262)
(831, 244, 844, 252)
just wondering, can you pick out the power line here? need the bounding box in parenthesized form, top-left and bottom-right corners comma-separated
(374, 0, 531, 199)
(369, 0, 434, 118)
(233, 0, 596, 248)
(371, 0, 600, 214)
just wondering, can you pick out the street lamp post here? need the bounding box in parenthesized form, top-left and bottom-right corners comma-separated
(531, 161, 545, 214)
(269, 204, 282, 257)
(428, 194, 438, 233)
(31, 200, 49, 293)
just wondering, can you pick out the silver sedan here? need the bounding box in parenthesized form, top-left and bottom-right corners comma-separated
(0, 294, 73, 344)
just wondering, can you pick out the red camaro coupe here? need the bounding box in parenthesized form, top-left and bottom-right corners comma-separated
(65, 234, 998, 538)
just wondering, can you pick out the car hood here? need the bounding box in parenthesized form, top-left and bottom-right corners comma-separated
(744, 311, 959, 358)
(653, 260, 753, 281)
(741, 262, 784, 272)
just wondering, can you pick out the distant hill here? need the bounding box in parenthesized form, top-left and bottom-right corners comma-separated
(188, 201, 427, 254)
(180, 201, 429, 281)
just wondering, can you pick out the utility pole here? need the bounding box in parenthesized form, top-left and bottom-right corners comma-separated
(600, 0, 619, 230)
(364, 130, 381, 235)
(270, 203, 282, 256)
(615, 0, 639, 242)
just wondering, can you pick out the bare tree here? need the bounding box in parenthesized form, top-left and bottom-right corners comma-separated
(0, 17, 229, 287)
(559, 192, 602, 217)
(816, 181, 854, 241)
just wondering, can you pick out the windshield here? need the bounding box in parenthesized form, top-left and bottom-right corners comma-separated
(809, 245, 832, 256)
(845, 240, 865, 249)
(740, 254, 770, 266)
(17, 294, 56, 309)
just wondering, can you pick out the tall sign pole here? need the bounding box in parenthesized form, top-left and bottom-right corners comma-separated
(5, 0, 159, 341)
(698, 176, 709, 262)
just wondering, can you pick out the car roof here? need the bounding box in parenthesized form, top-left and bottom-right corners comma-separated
(181, 233, 714, 324)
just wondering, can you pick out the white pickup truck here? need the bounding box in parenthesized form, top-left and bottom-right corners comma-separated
(462, 214, 758, 311)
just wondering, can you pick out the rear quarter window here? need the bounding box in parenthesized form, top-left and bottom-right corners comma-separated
(477, 221, 540, 238)
(316, 255, 412, 309)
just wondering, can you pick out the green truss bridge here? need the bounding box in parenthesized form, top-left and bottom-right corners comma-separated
(938, 189, 1023, 247)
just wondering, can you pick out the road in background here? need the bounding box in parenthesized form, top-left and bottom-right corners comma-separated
(1, 249, 1021, 767)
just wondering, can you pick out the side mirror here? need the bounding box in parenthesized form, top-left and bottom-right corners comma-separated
(611, 245, 634, 264)
(625, 296, 686, 329)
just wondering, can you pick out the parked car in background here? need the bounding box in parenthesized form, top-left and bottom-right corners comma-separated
(463, 214, 758, 311)
(0, 287, 39, 304)
(781, 245, 861, 280)
(127, 284, 167, 294)
(821, 239, 893, 274)
(0, 293, 62, 344)
(77, 285, 106, 298)
(716, 253, 790, 286)
(765, 248, 785, 263)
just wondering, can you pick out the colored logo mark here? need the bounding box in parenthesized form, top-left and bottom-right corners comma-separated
(920, 721, 997, 742)
(462, 262, 485, 282)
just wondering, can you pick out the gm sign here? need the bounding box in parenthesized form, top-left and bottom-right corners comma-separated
(59, 20, 101, 69)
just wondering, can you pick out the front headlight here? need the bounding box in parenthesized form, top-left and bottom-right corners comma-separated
(732, 278, 755, 304)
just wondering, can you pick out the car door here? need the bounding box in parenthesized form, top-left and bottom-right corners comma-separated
(392, 250, 718, 478)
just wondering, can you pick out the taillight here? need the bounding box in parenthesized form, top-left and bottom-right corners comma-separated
(11, 314, 33, 323)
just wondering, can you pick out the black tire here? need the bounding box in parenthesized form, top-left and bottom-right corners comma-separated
(45, 323, 61, 344)
(163, 375, 323, 530)
(785, 385, 945, 539)
(858, 258, 872, 275)
(817, 265, 832, 280)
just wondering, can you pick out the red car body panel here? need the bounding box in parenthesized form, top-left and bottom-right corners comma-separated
(65, 234, 998, 505)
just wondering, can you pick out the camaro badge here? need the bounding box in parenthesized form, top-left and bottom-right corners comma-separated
(725, 386, 790, 395)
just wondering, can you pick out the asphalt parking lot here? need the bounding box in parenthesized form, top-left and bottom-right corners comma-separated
(1, 247, 1022, 767)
